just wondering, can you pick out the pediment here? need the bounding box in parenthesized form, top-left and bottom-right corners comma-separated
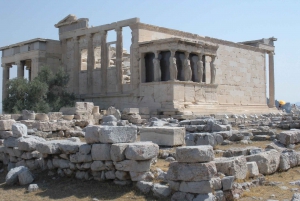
(55, 14, 78, 28)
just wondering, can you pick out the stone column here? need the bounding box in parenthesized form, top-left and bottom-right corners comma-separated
(210, 55, 216, 84)
(100, 30, 108, 94)
(268, 52, 275, 108)
(184, 52, 192, 81)
(169, 50, 177, 81)
(30, 58, 39, 80)
(73, 36, 80, 95)
(87, 33, 95, 95)
(205, 55, 211, 84)
(16, 61, 24, 78)
(2, 64, 10, 101)
(115, 27, 123, 93)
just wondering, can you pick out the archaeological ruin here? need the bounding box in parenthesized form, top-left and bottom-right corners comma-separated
(1, 15, 278, 116)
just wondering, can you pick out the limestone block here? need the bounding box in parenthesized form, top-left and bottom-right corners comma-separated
(136, 181, 153, 194)
(12, 123, 27, 138)
(0, 119, 16, 131)
(222, 176, 235, 190)
(18, 136, 46, 151)
(0, 131, 13, 139)
(105, 171, 116, 180)
(179, 181, 213, 194)
(193, 193, 215, 201)
(129, 171, 154, 181)
(114, 160, 152, 172)
(212, 124, 228, 132)
(139, 127, 185, 146)
(11, 114, 22, 121)
(186, 133, 216, 148)
(110, 143, 129, 162)
(215, 156, 247, 179)
(52, 158, 70, 169)
(99, 126, 137, 143)
(90, 161, 106, 171)
(168, 180, 180, 191)
(152, 184, 171, 198)
(91, 144, 111, 161)
(85, 126, 101, 144)
(28, 184, 39, 192)
(176, 145, 214, 163)
(22, 110, 35, 120)
(279, 130, 300, 145)
(48, 112, 63, 121)
(210, 177, 222, 190)
(4, 137, 20, 148)
(6, 166, 29, 185)
(18, 167, 34, 185)
(171, 192, 195, 201)
(115, 170, 130, 180)
(59, 107, 76, 115)
(107, 106, 121, 120)
(166, 161, 217, 181)
(0, 114, 11, 120)
(35, 113, 49, 121)
(247, 162, 259, 177)
(75, 171, 89, 180)
(102, 115, 117, 123)
(32, 121, 50, 132)
(58, 140, 82, 154)
(36, 141, 60, 154)
(246, 150, 280, 175)
(75, 102, 94, 115)
(125, 142, 159, 160)
(70, 152, 92, 163)
(123, 108, 139, 114)
(79, 144, 91, 155)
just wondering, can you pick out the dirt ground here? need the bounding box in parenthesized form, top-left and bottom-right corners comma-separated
(0, 167, 170, 201)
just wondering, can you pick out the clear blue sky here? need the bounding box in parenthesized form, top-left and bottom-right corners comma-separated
(0, 0, 299, 107)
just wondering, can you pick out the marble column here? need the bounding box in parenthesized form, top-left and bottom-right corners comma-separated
(87, 33, 95, 95)
(115, 27, 123, 93)
(73, 36, 80, 95)
(268, 52, 275, 108)
(210, 55, 216, 84)
(2, 64, 10, 101)
(16, 61, 24, 78)
(100, 30, 108, 94)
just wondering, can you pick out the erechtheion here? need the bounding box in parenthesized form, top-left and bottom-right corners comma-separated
(0, 15, 277, 115)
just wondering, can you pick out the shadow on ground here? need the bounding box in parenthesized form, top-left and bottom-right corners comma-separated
(0, 169, 168, 201)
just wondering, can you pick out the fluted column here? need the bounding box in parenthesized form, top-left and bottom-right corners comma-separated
(73, 36, 80, 95)
(87, 33, 95, 95)
(115, 27, 123, 93)
(16, 61, 24, 78)
(268, 52, 275, 108)
(210, 55, 216, 84)
(2, 64, 10, 101)
(100, 30, 108, 94)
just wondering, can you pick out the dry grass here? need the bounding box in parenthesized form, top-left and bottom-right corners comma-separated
(215, 141, 270, 151)
(240, 166, 300, 200)
(0, 169, 169, 201)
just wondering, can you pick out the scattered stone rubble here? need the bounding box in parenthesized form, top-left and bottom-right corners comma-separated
(1, 104, 300, 200)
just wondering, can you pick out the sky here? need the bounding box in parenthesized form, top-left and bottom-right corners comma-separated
(0, 0, 300, 108)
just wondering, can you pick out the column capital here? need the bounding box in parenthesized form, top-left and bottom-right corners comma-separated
(99, 30, 107, 35)
(170, 49, 176, 56)
(210, 55, 216, 61)
(184, 51, 190, 57)
(2, 64, 11, 68)
(73, 36, 80, 41)
(86, 33, 94, 38)
(197, 53, 203, 58)
(115, 26, 122, 32)
(268, 51, 275, 56)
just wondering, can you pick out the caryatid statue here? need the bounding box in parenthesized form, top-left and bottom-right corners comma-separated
(197, 54, 204, 83)
(183, 52, 192, 81)
(153, 57, 161, 82)
(169, 51, 178, 81)
(210, 55, 216, 84)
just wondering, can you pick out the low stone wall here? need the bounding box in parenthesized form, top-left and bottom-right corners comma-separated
(0, 121, 159, 184)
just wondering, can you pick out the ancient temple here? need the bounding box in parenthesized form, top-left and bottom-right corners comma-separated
(0, 15, 277, 116)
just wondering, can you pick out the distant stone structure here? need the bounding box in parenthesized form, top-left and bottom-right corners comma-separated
(0, 14, 278, 115)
